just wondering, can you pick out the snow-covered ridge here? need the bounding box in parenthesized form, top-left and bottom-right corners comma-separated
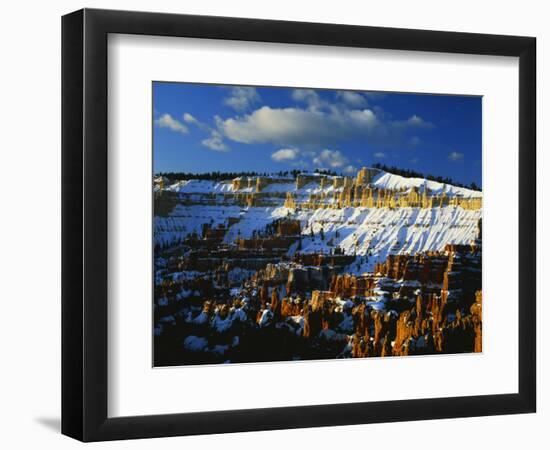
(161, 168, 481, 199)
(370, 171, 481, 198)
(155, 204, 481, 272)
(154, 167, 482, 266)
(165, 179, 235, 194)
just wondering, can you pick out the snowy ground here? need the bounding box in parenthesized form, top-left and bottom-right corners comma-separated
(155, 170, 482, 268)
(165, 170, 482, 198)
(369, 171, 481, 198)
(155, 202, 481, 272)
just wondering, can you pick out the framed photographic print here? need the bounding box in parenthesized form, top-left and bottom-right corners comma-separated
(62, 8, 536, 441)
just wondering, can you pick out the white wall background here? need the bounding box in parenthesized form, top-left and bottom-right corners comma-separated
(0, 0, 546, 448)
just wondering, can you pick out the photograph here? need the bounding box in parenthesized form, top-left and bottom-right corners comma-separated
(0, 1, 542, 446)
(152, 83, 483, 367)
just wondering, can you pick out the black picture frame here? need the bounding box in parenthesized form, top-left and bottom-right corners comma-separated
(62, 8, 536, 442)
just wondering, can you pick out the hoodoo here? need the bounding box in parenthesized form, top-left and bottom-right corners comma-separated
(154, 167, 482, 366)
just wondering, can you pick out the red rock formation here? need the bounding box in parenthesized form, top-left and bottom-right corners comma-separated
(431, 291, 448, 337)
(381, 332, 393, 357)
(393, 311, 414, 356)
(271, 288, 281, 319)
(280, 297, 303, 317)
(277, 219, 301, 236)
(375, 253, 448, 287)
(259, 284, 268, 308)
(310, 290, 333, 309)
(303, 304, 322, 338)
(302, 291, 344, 339)
(352, 304, 371, 339)
(413, 293, 431, 338)
(329, 274, 377, 298)
(237, 236, 297, 250)
(471, 290, 482, 353)
(351, 334, 371, 358)
(371, 311, 395, 357)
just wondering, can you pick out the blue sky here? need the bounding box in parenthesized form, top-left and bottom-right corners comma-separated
(153, 82, 481, 186)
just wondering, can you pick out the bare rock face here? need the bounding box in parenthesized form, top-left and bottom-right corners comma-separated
(277, 219, 301, 236)
(351, 333, 371, 358)
(286, 267, 329, 294)
(303, 291, 344, 340)
(256, 263, 289, 285)
(352, 304, 371, 339)
(471, 290, 483, 353)
(271, 288, 281, 319)
(380, 332, 393, 357)
(393, 311, 414, 356)
(413, 293, 429, 338)
(375, 253, 448, 286)
(286, 268, 309, 294)
(259, 284, 269, 308)
(430, 291, 448, 337)
(280, 297, 303, 317)
(372, 311, 395, 357)
(308, 268, 327, 291)
(302, 303, 321, 338)
(329, 274, 376, 298)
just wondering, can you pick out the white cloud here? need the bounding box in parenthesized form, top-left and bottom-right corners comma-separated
(182, 89, 435, 156)
(215, 100, 431, 149)
(224, 87, 260, 111)
(313, 149, 349, 168)
(448, 151, 464, 162)
(183, 113, 199, 124)
(183, 112, 211, 132)
(217, 105, 380, 147)
(291, 89, 323, 109)
(182, 113, 229, 151)
(405, 115, 433, 128)
(373, 152, 387, 159)
(271, 148, 300, 162)
(271, 147, 356, 173)
(155, 113, 188, 134)
(202, 132, 229, 152)
(336, 91, 367, 107)
(410, 157, 420, 164)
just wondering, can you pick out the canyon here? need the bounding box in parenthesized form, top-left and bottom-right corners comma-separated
(153, 167, 482, 366)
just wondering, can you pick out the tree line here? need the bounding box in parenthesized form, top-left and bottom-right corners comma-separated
(155, 168, 337, 182)
(155, 165, 480, 191)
